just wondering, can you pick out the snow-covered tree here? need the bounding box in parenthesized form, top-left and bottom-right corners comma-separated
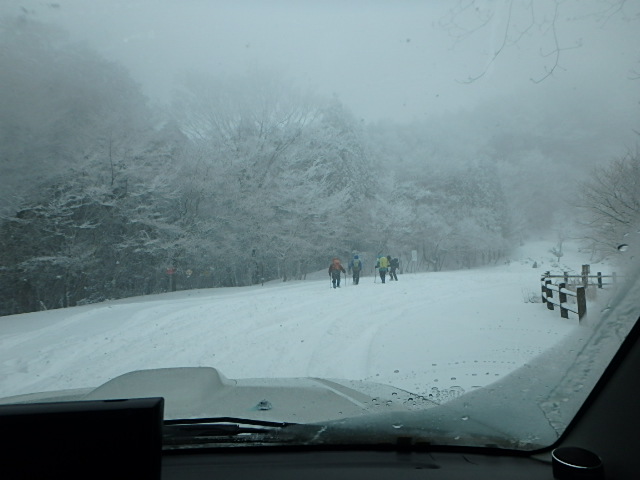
(170, 74, 377, 282)
(0, 16, 152, 216)
(0, 16, 182, 314)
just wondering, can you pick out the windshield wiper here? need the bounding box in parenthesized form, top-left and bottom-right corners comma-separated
(162, 417, 308, 448)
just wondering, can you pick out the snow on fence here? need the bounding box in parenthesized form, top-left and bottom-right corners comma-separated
(540, 278, 586, 321)
(540, 265, 617, 321)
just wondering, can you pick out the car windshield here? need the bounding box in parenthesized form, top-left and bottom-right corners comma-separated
(1, 0, 639, 451)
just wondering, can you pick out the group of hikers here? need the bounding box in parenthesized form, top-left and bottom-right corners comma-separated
(328, 255, 400, 288)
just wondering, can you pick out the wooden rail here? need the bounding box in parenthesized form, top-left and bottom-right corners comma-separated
(543, 265, 617, 289)
(541, 278, 586, 320)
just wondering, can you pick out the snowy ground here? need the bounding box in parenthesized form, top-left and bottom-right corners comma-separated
(0, 241, 614, 402)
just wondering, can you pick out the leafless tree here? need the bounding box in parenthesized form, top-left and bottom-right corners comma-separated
(579, 150, 640, 259)
(441, 0, 634, 83)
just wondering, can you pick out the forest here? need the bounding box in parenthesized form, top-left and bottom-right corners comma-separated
(0, 13, 637, 316)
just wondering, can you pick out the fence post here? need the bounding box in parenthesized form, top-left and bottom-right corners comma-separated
(558, 282, 568, 319)
(545, 280, 554, 310)
(564, 271, 569, 284)
(576, 286, 586, 321)
(597, 272, 603, 289)
(582, 264, 590, 288)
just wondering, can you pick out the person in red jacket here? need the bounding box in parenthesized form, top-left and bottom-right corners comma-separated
(328, 258, 346, 288)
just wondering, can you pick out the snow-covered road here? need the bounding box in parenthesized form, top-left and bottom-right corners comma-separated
(1, 242, 607, 401)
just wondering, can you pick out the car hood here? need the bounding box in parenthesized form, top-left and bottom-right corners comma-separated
(0, 364, 571, 450)
(0, 366, 437, 424)
(0, 365, 559, 449)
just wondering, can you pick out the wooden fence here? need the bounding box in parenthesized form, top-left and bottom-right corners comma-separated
(540, 278, 586, 320)
(540, 265, 617, 321)
(543, 264, 617, 289)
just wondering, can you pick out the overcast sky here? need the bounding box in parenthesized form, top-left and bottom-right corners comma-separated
(3, 0, 639, 125)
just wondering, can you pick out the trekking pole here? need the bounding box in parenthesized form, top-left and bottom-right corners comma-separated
(374, 266, 377, 283)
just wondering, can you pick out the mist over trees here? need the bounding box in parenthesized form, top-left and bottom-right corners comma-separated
(0, 14, 636, 315)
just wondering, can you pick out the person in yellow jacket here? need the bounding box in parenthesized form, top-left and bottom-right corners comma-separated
(375, 255, 390, 284)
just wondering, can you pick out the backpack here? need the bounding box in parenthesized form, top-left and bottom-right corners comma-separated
(352, 259, 361, 271)
(391, 258, 399, 268)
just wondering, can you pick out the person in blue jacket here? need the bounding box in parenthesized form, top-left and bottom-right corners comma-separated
(348, 255, 363, 285)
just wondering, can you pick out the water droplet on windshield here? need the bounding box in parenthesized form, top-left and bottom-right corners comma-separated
(450, 386, 465, 396)
(256, 399, 272, 411)
(618, 244, 629, 251)
(392, 423, 403, 429)
(461, 415, 469, 421)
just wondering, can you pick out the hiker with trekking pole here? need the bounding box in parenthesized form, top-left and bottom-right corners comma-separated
(328, 257, 346, 289)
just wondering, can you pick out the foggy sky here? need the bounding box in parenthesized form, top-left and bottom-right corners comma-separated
(3, 0, 639, 130)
